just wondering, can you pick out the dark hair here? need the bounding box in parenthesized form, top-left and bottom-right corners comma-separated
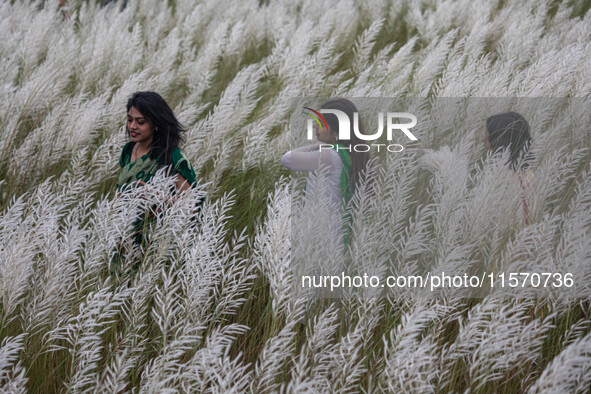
(126, 91, 184, 165)
(320, 98, 370, 191)
(486, 111, 532, 170)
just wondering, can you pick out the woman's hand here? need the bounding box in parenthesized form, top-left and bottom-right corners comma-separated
(175, 174, 191, 195)
(134, 175, 191, 211)
(136, 180, 164, 201)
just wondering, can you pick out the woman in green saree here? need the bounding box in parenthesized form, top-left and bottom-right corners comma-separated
(117, 91, 197, 193)
(112, 91, 200, 275)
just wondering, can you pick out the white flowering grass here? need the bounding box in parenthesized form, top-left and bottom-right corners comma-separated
(0, 0, 590, 391)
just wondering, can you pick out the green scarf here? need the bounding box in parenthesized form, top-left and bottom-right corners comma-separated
(117, 154, 162, 190)
(332, 144, 353, 247)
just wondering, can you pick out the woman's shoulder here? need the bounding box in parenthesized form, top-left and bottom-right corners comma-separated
(171, 147, 191, 166)
(325, 147, 345, 167)
(171, 147, 197, 184)
(314, 147, 344, 170)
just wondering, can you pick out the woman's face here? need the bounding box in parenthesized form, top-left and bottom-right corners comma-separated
(127, 106, 154, 145)
(314, 122, 337, 144)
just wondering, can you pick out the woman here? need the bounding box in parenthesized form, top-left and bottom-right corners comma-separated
(112, 91, 199, 275)
(484, 111, 533, 225)
(117, 91, 197, 194)
(282, 98, 370, 248)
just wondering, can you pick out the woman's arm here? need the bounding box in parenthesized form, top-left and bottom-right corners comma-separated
(292, 143, 322, 152)
(136, 176, 190, 210)
(281, 143, 338, 172)
(175, 174, 191, 194)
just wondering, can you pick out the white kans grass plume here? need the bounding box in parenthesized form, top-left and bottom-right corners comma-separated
(93, 277, 152, 392)
(464, 300, 554, 390)
(0, 333, 28, 393)
(283, 304, 341, 392)
(49, 285, 133, 393)
(529, 330, 591, 393)
(324, 298, 381, 392)
(0, 0, 590, 392)
(191, 63, 265, 182)
(378, 300, 457, 392)
(253, 178, 294, 319)
(251, 317, 299, 393)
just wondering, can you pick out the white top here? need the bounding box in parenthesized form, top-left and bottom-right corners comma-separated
(281, 143, 343, 209)
(282, 144, 346, 255)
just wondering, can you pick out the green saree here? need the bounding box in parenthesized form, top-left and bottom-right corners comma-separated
(111, 142, 198, 276)
(117, 142, 197, 190)
(332, 144, 353, 247)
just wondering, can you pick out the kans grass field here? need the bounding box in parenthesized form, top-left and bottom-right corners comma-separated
(1, 0, 591, 392)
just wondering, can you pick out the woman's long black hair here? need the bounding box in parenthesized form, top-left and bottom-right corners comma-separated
(126, 91, 184, 166)
(320, 98, 370, 191)
(486, 111, 532, 171)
